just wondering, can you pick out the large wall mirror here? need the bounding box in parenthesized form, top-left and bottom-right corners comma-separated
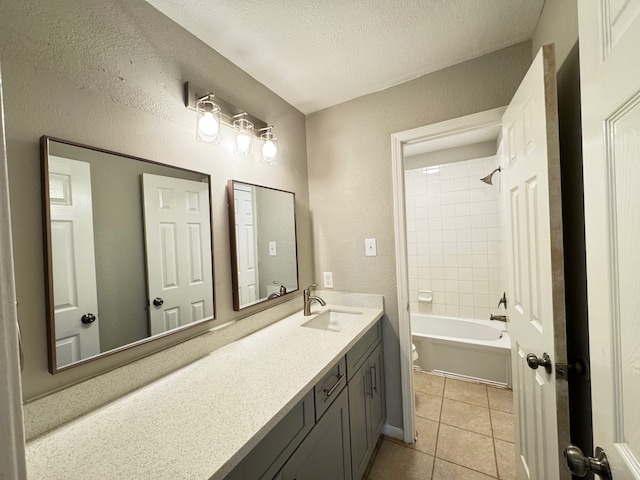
(228, 180, 299, 310)
(42, 137, 215, 373)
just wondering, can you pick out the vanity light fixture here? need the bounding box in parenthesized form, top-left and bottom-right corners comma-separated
(260, 126, 278, 165)
(195, 95, 221, 144)
(184, 82, 274, 160)
(233, 113, 254, 156)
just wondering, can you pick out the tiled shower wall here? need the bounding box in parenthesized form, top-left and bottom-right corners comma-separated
(405, 155, 507, 320)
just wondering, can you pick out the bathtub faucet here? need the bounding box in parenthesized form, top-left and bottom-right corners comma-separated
(490, 314, 507, 322)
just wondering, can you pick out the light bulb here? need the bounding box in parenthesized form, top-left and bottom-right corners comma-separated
(236, 132, 252, 152)
(198, 112, 219, 138)
(262, 140, 277, 158)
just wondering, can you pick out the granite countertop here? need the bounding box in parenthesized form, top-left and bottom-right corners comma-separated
(26, 299, 384, 479)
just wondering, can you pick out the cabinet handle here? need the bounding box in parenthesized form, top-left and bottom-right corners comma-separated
(323, 373, 346, 398)
(371, 364, 377, 394)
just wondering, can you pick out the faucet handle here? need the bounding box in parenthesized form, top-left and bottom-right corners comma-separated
(273, 281, 286, 295)
(498, 292, 507, 309)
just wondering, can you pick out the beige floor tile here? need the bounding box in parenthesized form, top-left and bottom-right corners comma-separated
(414, 370, 445, 396)
(444, 378, 488, 407)
(436, 424, 497, 477)
(368, 439, 434, 480)
(410, 415, 439, 456)
(433, 458, 498, 479)
(487, 387, 514, 413)
(415, 391, 443, 422)
(441, 398, 492, 436)
(490, 410, 515, 442)
(494, 439, 516, 480)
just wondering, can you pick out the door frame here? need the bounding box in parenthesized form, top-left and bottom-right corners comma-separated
(391, 106, 506, 443)
(0, 63, 28, 478)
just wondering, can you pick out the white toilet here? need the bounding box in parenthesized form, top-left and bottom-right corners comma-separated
(412, 343, 419, 362)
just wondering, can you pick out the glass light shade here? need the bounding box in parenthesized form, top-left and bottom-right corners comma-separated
(195, 98, 221, 144)
(233, 117, 254, 156)
(260, 129, 278, 165)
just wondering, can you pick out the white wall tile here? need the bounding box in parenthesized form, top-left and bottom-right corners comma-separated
(459, 280, 474, 293)
(405, 157, 506, 321)
(445, 305, 460, 317)
(456, 216, 471, 229)
(442, 242, 457, 254)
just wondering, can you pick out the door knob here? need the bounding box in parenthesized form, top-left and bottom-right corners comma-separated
(81, 313, 96, 324)
(564, 445, 611, 479)
(526, 352, 552, 374)
(152, 298, 164, 307)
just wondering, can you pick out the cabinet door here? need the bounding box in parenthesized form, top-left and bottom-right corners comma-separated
(368, 343, 385, 441)
(348, 361, 371, 480)
(279, 388, 352, 480)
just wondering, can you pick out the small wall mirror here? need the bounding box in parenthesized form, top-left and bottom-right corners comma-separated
(42, 137, 215, 372)
(227, 180, 299, 310)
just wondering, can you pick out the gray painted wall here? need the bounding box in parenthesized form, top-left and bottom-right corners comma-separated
(404, 140, 498, 171)
(532, 0, 578, 69)
(0, 0, 312, 407)
(255, 187, 298, 297)
(305, 42, 533, 430)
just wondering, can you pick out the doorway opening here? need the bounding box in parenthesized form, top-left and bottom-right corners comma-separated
(391, 107, 507, 444)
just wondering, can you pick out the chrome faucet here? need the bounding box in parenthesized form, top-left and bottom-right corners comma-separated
(267, 281, 287, 300)
(303, 283, 326, 316)
(490, 314, 507, 322)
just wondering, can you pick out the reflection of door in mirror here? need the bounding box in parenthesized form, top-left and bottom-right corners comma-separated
(142, 174, 214, 335)
(49, 156, 100, 367)
(233, 183, 259, 306)
(228, 180, 299, 311)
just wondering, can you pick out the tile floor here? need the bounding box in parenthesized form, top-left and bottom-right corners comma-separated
(364, 370, 515, 480)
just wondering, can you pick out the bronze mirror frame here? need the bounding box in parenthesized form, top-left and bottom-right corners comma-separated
(227, 180, 299, 311)
(42, 136, 216, 373)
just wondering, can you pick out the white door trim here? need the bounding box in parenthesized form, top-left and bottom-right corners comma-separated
(391, 106, 506, 444)
(0, 64, 27, 478)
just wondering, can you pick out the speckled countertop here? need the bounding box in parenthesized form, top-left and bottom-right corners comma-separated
(26, 298, 384, 479)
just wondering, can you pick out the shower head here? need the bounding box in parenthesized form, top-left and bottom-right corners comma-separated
(480, 167, 501, 185)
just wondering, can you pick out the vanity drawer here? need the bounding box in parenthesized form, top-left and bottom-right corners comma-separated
(346, 320, 381, 381)
(314, 356, 347, 421)
(225, 389, 315, 480)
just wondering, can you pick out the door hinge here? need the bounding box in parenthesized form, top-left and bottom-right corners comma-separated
(555, 356, 589, 381)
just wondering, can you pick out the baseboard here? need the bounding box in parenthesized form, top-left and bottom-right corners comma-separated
(381, 423, 404, 441)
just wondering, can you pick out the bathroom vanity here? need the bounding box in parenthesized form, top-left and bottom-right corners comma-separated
(25, 296, 385, 480)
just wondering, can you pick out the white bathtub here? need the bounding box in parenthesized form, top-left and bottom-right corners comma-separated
(412, 314, 512, 387)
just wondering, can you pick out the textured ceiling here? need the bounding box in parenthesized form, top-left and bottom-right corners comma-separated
(146, 0, 544, 114)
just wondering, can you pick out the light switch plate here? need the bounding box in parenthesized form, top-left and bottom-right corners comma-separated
(365, 238, 377, 257)
(323, 272, 334, 288)
(269, 241, 277, 256)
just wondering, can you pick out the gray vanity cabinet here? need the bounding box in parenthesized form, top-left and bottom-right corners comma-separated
(348, 342, 385, 480)
(274, 387, 352, 480)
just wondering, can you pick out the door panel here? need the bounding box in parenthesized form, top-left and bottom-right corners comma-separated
(504, 45, 569, 479)
(580, 2, 640, 477)
(48, 156, 100, 367)
(142, 174, 213, 335)
(233, 184, 259, 305)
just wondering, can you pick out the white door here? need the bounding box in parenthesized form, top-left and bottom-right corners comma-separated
(579, 2, 640, 478)
(503, 45, 570, 480)
(142, 174, 213, 335)
(48, 155, 101, 367)
(233, 183, 259, 307)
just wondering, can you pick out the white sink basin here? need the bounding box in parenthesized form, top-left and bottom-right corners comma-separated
(301, 309, 363, 332)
